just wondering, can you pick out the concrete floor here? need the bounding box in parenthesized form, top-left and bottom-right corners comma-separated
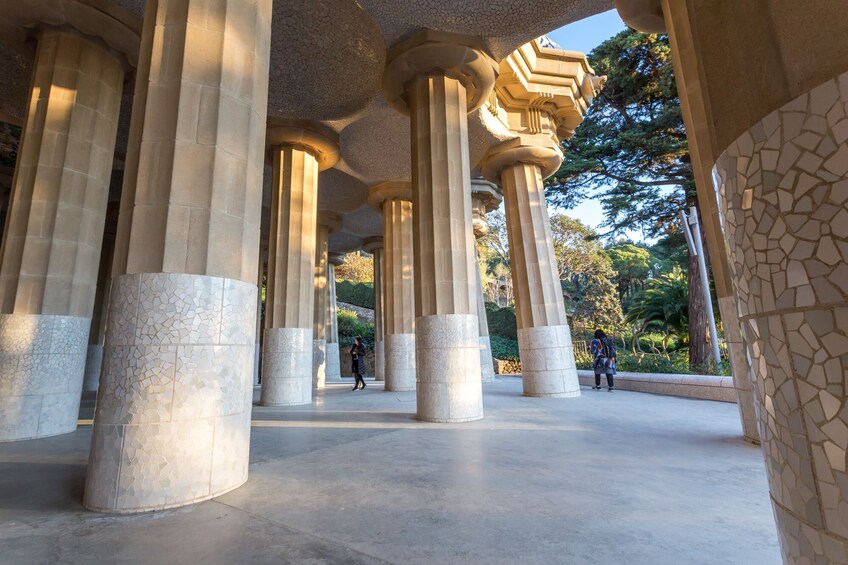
(0, 377, 780, 564)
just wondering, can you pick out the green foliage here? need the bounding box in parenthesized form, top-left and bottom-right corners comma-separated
(335, 280, 374, 309)
(546, 29, 694, 239)
(489, 335, 520, 361)
(487, 304, 518, 340)
(0, 122, 20, 168)
(625, 266, 689, 345)
(606, 242, 652, 306)
(334, 252, 373, 283)
(336, 308, 374, 350)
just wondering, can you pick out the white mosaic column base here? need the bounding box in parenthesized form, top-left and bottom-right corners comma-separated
(479, 335, 495, 383)
(312, 338, 327, 388)
(84, 345, 104, 392)
(416, 314, 483, 423)
(518, 324, 580, 398)
(254, 344, 260, 386)
(325, 342, 341, 381)
(374, 339, 385, 381)
(261, 327, 312, 406)
(718, 295, 760, 444)
(384, 332, 416, 392)
(714, 71, 848, 564)
(0, 314, 89, 441)
(84, 273, 256, 513)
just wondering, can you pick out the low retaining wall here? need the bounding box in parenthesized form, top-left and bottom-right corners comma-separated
(576, 370, 736, 403)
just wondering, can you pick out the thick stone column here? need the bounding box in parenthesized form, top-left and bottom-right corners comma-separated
(312, 212, 340, 389)
(470, 178, 502, 383)
(363, 238, 385, 381)
(383, 31, 497, 421)
(615, 1, 848, 560)
(0, 30, 125, 441)
(369, 182, 416, 392)
(261, 122, 339, 406)
(83, 229, 116, 392)
(485, 144, 579, 397)
(325, 253, 344, 381)
(84, 0, 272, 512)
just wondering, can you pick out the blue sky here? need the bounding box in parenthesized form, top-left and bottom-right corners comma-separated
(544, 10, 647, 242)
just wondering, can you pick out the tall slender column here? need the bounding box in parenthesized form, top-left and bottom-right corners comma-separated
(313, 212, 340, 389)
(615, 0, 848, 561)
(84, 0, 272, 513)
(470, 179, 502, 383)
(325, 253, 344, 381)
(363, 238, 384, 381)
(0, 30, 125, 441)
(383, 31, 497, 421)
(254, 244, 267, 387)
(261, 122, 339, 406)
(83, 228, 116, 392)
(369, 182, 416, 392)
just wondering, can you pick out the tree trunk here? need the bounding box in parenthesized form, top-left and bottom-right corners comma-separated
(688, 232, 710, 369)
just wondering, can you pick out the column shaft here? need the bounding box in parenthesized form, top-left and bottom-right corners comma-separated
(501, 162, 579, 397)
(0, 31, 123, 441)
(383, 199, 416, 392)
(373, 246, 385, 381)
(85, 0, 271, 512)
(312, 224, 329, 388)
(83, 232, 116, 392)
(261, 145, 318, 406)
(411, 74, 482, 421)
(475, 248, 495, 382)
(325, 262, 340, 381)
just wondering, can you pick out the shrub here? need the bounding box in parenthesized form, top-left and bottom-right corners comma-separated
(336, 280, 374, 309)
(487, 305, 518, 340)
(337, 307, 374, 350)
(489, 335, 519, 361)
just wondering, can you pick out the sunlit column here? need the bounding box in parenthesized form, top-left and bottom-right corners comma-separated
(362, 238, 385, 381)
(470, 178, 502, 383)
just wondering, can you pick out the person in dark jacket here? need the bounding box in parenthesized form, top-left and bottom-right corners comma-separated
(350, 335, 367, 391)
(591, 328, 616, 391)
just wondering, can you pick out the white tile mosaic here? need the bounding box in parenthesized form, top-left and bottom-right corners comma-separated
(384, 332, 416, 391)
(260, 326, 312, 406)
(517, 324, 580, 397)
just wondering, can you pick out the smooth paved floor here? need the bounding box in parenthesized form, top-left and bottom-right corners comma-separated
(0, 377, 780, 564)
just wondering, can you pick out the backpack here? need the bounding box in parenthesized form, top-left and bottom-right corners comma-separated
(602, 337, 616, 359)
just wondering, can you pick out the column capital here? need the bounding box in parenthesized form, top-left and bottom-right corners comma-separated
(328, 252, 347, 266)
(382, 29, 498, 116)
(469, 178, 502, 239)
(368, 181, 412, 210)
(480, 137, 563, 182)
(266, 119, 340, 171)
(0, 0, 142, 69)
(614, 0, 666, 33)
(317, 211, 342, 233)
(362, 236, 384, 253)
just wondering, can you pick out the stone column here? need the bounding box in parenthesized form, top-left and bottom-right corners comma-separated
(362, 238, 385, 381)
(383, 31, 497, 421)
(369, 182, 416, 392)
(0, 30, 125, 441)
(261, 122, 340, 406)
(484, 143, 579, 397)
(83, 229, 116, 392)
(84, 0, 272, 513)
(614, 0, 848, 561)
(325, 253, 344, 382)
(313, 212, 341, 389)
(470, 178, 502, 383)
(254, 244, 267, 387)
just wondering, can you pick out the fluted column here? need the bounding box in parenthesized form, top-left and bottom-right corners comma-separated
(84, 0, 272, 513)
(325, 253, 344, 381)
(470, 178, 502, 383)
(312, 212, 340, 389)
(383, 31, 497, 421)
(261, 122, 339, 406)
(363, 238, 384, 381)
(369, 182, 416, 392)
(83, 229, 116, 392)
(0, 30, 125, 441)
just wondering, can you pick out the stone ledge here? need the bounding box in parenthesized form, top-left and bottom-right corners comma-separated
(576, 370, 737, 403)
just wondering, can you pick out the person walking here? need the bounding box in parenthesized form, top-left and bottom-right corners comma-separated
(350, 335, 367, 391)
(591, 329, 616, 391)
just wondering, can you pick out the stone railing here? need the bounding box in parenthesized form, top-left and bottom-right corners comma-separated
(575, 370, 736, 402)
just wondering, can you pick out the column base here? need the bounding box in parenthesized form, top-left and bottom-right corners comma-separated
(325, 342, 341, 381)
(374, 339, 385, 381)
(384, 333, 415, 392)
(312, 338, 327, 388)
(479, 335, 495, 382)
(518, 325, 580, 398)
(84, 273, 256, 513)
(261, 327, 312, 406)
(84, 344, 104, 392)
(416, 315, 483, 422)
(254, 343, 260, 386)
(0, 314, 89, 442)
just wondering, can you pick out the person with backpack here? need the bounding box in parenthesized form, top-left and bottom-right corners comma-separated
(349, 335, 367, 391)
(591, 329, 616, 391)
